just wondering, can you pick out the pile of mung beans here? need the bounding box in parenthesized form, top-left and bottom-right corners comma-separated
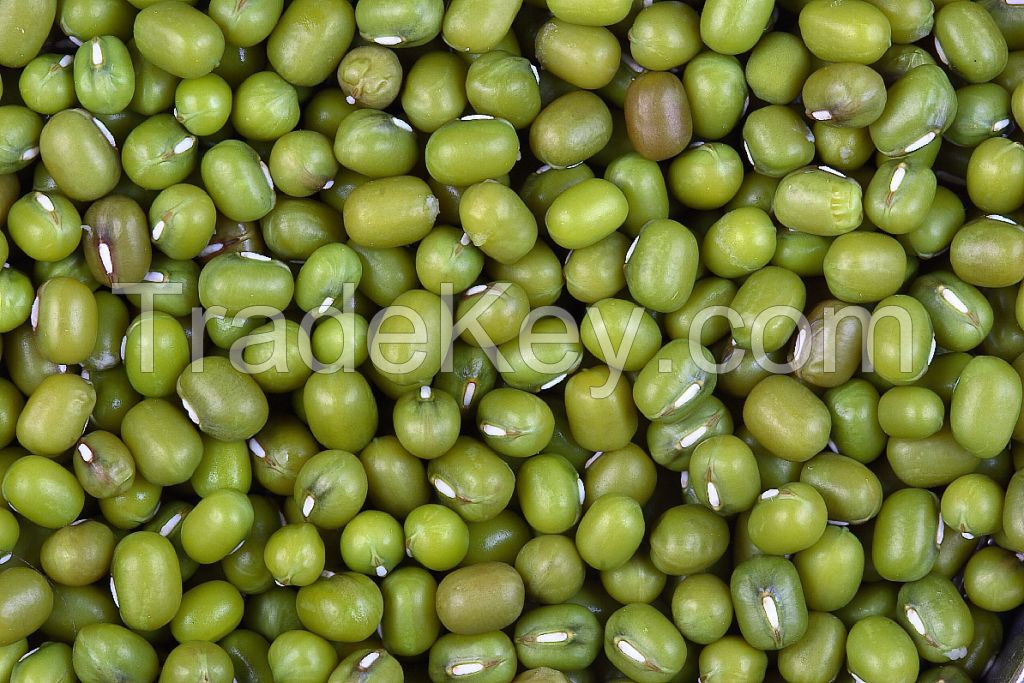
(3, 0, 1024, 681)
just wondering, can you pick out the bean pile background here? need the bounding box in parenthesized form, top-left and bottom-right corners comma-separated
(3, 0, 1024, 682)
